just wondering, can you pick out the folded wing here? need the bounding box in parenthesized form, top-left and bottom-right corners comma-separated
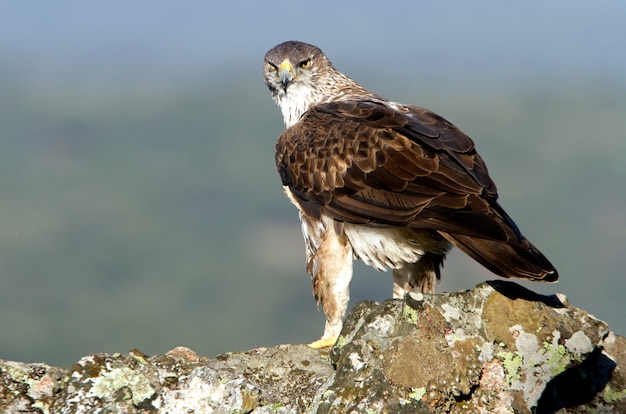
(275, 99, 557, 281)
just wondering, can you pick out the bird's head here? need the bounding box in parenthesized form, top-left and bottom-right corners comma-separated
(263, 41, 335, 127)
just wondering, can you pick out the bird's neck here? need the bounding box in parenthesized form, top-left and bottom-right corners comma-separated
(277, 82, 315, 128)
(276, 73, 375, 128)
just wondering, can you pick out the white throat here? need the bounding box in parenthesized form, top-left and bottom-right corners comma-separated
(274, 82, 318, 128)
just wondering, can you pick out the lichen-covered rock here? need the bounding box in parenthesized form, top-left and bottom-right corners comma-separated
(0, 344, 334, 413)
(0, 359, 68, 413)
(325, 280, 624, 413)
(1, 281, 625, 413)
(209, 344, 334, 412)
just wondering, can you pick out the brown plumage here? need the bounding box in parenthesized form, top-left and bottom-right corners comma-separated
(264, 41, 558, 348)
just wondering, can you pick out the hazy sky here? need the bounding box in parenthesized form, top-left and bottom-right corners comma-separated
(1, 1, 624, 82)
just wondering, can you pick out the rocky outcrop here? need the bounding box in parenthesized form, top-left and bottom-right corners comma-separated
(1, 281, 625, 413)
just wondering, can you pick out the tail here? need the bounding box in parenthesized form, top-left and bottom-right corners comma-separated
(440, 231, 558, 282)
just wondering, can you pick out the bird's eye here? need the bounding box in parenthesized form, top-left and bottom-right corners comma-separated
(266, 62, 277, 72)
(300, 59, 312, 69)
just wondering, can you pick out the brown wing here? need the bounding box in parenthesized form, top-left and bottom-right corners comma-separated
(275, 99, 557, 281)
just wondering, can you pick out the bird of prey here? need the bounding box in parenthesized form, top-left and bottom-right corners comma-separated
(263, 40, 558, 348)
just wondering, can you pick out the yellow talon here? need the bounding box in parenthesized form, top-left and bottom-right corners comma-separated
(308, 337, 339, 349)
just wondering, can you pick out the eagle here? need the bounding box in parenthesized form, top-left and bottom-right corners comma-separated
(263, 40, 558, 348)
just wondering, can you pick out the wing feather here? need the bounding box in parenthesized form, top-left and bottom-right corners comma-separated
(280, 100, 514, 236)
(275, 98, 557, 280)
(276, 99, 497, 232)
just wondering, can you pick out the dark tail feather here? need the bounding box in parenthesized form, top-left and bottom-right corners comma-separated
(440, 232, 558, 282)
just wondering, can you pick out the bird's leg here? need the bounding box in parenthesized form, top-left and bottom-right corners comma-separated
(309, 218, 353, 349)
(392, 265, 413, 298)
(393, 252, 445, 296)
(413, 252, 445, 293)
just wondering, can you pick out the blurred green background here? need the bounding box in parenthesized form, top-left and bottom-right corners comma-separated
(1, 1, 625, 368)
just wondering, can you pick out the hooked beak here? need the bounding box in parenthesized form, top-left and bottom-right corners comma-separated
(279, 60, 294, 89)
